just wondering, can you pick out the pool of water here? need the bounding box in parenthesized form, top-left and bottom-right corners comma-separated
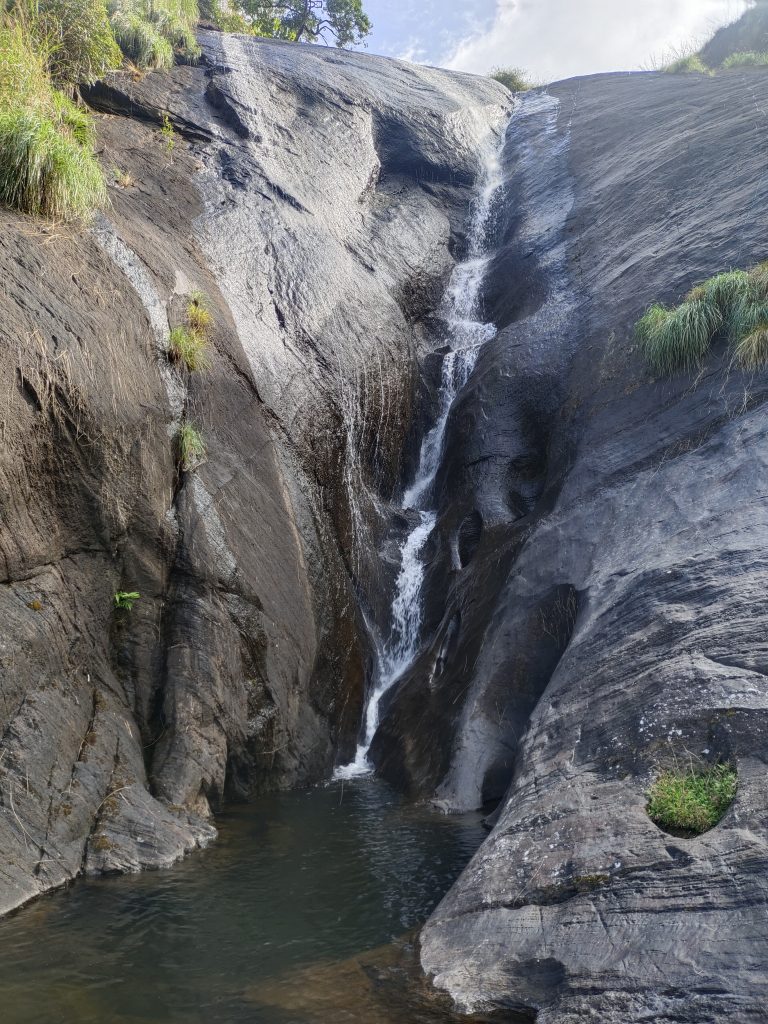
(0, 778, 485, 1024)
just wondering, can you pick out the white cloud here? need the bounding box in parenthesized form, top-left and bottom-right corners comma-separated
(442, 0, 751, 81)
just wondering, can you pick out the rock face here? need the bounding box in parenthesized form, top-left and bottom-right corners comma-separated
(397, 70, 768, 1021)
(0, 33, 509, 913)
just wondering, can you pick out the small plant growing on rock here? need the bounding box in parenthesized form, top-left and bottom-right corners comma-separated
(177, 421, 205, 471)
(187, 290, 213, 333)
(647, 762, 737, 835)
(169, 325, 209, 370)
(161, 112, 175, 153)
(114, 590, 141, 610)
(168, 290, 213, 370)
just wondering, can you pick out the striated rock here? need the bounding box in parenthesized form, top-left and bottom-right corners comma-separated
(398, 70, 768, 1021)
(0, 36, 509, 912)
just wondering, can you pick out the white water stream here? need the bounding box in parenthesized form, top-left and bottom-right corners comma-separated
(335, 123, 507, 779)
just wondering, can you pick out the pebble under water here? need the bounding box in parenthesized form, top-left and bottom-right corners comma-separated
(0, 778, 485, 1023)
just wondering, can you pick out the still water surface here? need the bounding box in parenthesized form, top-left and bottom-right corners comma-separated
(0, 778, 485, 1024)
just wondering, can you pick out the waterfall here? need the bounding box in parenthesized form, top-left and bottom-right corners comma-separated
(335, 122, 507, 780)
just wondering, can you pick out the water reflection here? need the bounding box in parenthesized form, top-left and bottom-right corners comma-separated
(0, 778, 484, 1024)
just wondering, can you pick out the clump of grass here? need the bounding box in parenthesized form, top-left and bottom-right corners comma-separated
(723, 51, 768, 69)
(108, 0, 200, 70)
(178, 421, 205, 470)
(635, 297, 722, 374)
(112, 165, 134, 187)
(664, 54, 710, 74)
(635, 264, 768, 375)
(489, 66, 532, 92)
(0, 104, 106, 218)
(0, 19, 106, 220)
(733, 326, 768, 370)
(187, 290, 212, 332)
(114, 590, 140, 610)
(109, 9, 174, 69)
(169, 325, 209, 370)
(647, 762, 737, 835)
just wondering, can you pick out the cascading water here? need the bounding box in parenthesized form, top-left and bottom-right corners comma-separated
(335, 121, 507, 780)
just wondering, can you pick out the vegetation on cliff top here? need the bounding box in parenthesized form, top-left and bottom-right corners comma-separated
(201, 0, 371, 47)
(489, 66, 532, 92)
(636, 264, 768, 374)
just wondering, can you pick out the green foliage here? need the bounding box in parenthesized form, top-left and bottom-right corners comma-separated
(108, 0, 200, 69)
(647, 763, 737, 834)
(0, 14, 107, 220)
(178, 421, 205, 470)
(635, 264, 768, 374)
(226, 0, 371, 47)
(114, 590, 141, 610)
(161, 110, 175, 150)
(489, 66, 532, 92)
(169, 291, 213, 370)
(13, 0, 122, 86)
(635, 298, 722, 374)
(0, 108, 107, 219)
(169, 324, 209, 370)
(663, 53, 710, 74)
(187, 290, 213, 333)
(722, 50, 768, 67)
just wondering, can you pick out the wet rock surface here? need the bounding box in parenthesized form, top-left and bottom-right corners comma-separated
(0, 36, 509, 912)
(373, 71, 768, 1020)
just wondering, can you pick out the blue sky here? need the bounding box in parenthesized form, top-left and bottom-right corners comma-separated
(359, 0, 751, 80)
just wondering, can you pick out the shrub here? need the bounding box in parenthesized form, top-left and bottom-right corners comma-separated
(722, 51, 768, 68)
(178, 421, 205, 470)
(114, 590, 141, 610)
(490, 66, 532, 92)
(647, 762, 737, 834)
(169, 325, 209, 370)
(635, 297, 722, 374)
(664, 54, 710, 74)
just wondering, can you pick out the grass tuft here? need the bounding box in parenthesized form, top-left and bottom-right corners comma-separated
(178, 421, 205, 470)
(187, 290, 213, 332)
(722, 51, 768, 69)
(489, 66, 532, 92)
(114, 590, 140, 610)
(733, 326, 768, 370)
(664, 53, 710, 74)
(0, 104, 106, 218)
(647, 762, 737, 835)
(635, 298, 722, 374)
(169, 325, 209, 370)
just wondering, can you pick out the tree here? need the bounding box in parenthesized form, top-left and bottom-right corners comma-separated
(225, 0, 371, 47)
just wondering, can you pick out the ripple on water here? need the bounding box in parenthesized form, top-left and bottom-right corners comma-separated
(0, 778, 486, 1024)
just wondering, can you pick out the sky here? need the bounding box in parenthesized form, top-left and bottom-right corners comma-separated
(358, 0, 751, 81)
